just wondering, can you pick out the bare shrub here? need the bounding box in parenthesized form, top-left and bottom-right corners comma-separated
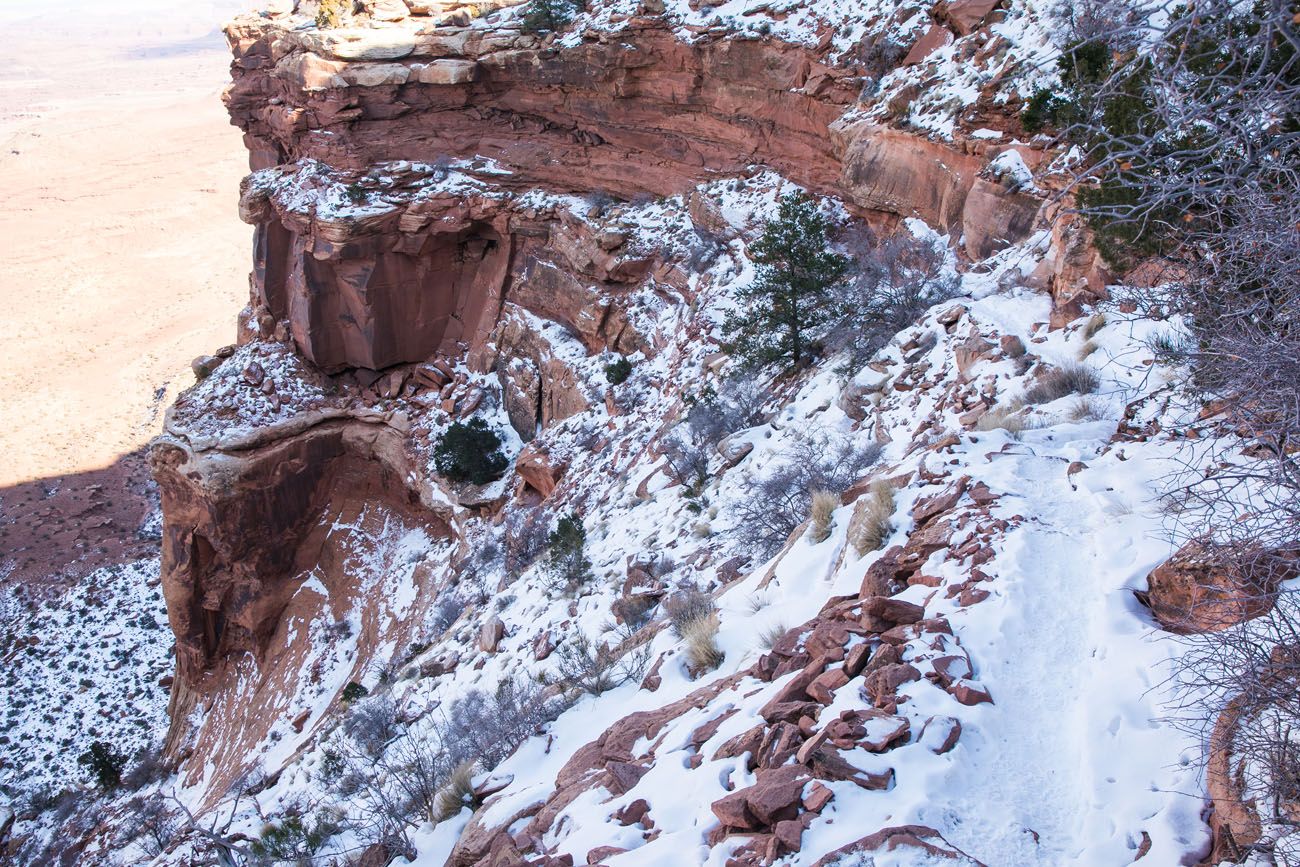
(504, 506, 550, 577)
(1068, 397, 1106, 422)
(551, 632, 633, 696)
(729, 434, 883, 559)
(829, 229, 962, 369)
(439, 678, 565, 767)
(665, 587, 717, 639)
(122, 742, 168, 790)
(662, 432, 712, 492)
(663, 376, 767, 489)
(429, 593, 465, 636)
(344, 695, 401, 759)
(808, 489, 840, 543)
(1074, 0, 1300, 812)
(122, 794, 179, 857)
(1022, 364, 1099, 405)
(847, 481, 896, 556)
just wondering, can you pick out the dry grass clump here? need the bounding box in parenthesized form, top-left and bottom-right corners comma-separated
(433, 759, 477, 822)
(1077, 340, 1099, 360)
(848, 480, 895, 556)
(808, 489, 840, 543)
(665, 587, 723, 673)
(975, 403, 1027, 438)
(681, 611, 724, 673)
(665, 588, 716, 637)
(1023, 363, 1100, 404)
(1068, 397, 1106, 422)
(1082, 312, 1107, 340)
(758, 621, 788, 650)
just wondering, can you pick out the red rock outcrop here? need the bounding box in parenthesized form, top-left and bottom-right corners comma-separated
(221, 11, 1068, 376)
(1139, 542, 1293, 634)
(151, 409, 447, 685)
(444, 481, 998, 865)
(147, 0, 1093, 818)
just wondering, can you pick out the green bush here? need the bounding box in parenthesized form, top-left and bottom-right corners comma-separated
(78, 741, 126, 790)
(603, 357, 633, 385)
(544, 513, 593, 593)
(435, 419, 508, 485)
(521, 0, 585, 34)
(249, 814, 341, 861)
(341, 681, 368, 704)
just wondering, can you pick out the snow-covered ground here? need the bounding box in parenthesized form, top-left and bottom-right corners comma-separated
(0, 558, 172, 798)
(97, 178, 1224, 865)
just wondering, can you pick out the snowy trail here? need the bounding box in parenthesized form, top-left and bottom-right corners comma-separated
(928, 433, 1210, 865)
(928, 452, 1098, 863)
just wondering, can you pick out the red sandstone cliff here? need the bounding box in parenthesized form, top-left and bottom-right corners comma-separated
(146, 0, 1119, 851)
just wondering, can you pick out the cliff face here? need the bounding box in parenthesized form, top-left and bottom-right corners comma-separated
(220, 7, 1091, 376)
(136, 0, 1183, 861)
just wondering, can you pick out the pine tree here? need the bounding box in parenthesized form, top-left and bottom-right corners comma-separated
(434, 419, 508, 485)
(544, 513, 592, 593)
(724, 193, 850, 369)
(521, 0, 585, 34)
(78, 741, 126, 790)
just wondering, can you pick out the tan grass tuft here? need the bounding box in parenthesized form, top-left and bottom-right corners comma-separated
(681, 611, 724, 674)
(848, 480, 895, 557)
(808, 489, 840, 543)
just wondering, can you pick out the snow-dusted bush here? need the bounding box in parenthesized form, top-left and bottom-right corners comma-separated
(604, 356, 633, 385)
(428, 593, 465, 636)
(503, 506, 550, 577)
(730, 434, 883, 559)
(440, 679, 565, 767)
(78, 741, 125, 790)
(434, 419, 508, 485)
(1023, 364, 1099, 404)
(829, 229, 961, 370)
(122, 794, 178, 858)
(663, 376, 767, 491)
(521, 0, 584, 34)
(344, 696, 401, 759)
(550, 632, 634, 696)
(543, 513, 593, 595)
(249, 813, 341, 864)
(121, 742, 167, 790)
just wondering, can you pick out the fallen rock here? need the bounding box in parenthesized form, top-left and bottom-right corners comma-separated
(478, 616, 505, 653)
(1139, 542, 1290, 634)
(811, 824, 986, 865)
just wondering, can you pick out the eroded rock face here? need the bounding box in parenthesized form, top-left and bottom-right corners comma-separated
(221, 12, 1068, 376)
(150, 410, 451, 684)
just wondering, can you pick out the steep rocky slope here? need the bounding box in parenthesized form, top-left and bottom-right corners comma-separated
(3, 0, 1278, 864)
